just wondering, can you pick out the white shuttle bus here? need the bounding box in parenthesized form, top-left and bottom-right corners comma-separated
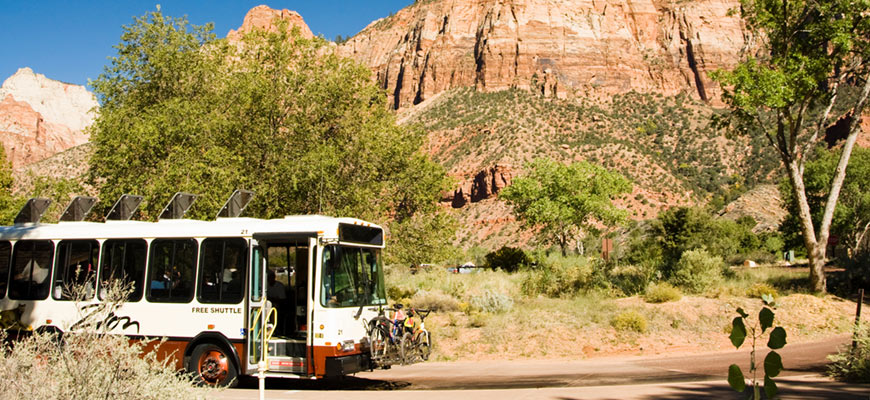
(0, 202, 389, 386)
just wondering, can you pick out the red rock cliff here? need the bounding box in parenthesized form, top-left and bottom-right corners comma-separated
(227, 5, 314, 41)
(337, 0, 745, 109)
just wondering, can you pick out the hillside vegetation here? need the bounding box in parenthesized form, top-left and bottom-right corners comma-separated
(413, 87, 780, 209)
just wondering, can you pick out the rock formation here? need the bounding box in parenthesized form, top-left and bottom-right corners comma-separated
(0, 67, 97, 169)
(227, 5, 314, 41)
(337, 0, 747, 109)
(448, 164, 513, 207)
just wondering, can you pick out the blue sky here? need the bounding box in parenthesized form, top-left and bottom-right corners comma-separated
(0, 1, 412, 87)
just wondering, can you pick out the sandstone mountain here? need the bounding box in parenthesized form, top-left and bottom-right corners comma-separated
(337, 0, 746, 109)
(7, 2, 864, 250)
(0, 67, 97, 169)
(227, 5, 314, 41)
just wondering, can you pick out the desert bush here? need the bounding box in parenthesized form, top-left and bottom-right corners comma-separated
(0, 331, 209, 399)
(521, 254, 595, 297)
(484, 246, 531, 272)
(410, 289, 460, 312)
(611, 310, 648, 333)
(0, 282, 211, 398)
(470, 290, 514, 313)
(745, 282, 778, 299)
(670, 249, 725, 294)
(609, 264, 653, 296)
(387, 285, 417, 302)
(643, 282, 682, 303)
(828, 325, 870, 382)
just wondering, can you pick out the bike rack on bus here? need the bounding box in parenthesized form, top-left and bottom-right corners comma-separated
(14, 198, 51, 224)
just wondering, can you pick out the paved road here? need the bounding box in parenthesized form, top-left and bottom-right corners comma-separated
(215, 334, 870, 399)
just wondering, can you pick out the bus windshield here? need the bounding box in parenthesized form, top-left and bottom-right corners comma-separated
(320, 245, 386, 308)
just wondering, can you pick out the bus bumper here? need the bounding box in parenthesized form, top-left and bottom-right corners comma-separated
(325, 353, 371, 376)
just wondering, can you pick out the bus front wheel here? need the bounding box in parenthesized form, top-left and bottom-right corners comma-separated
(189, 343, 238, 387)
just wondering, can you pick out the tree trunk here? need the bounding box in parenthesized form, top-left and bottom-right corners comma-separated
(811, 72, 870, 292)
(808, 242, 827, 292)
(784, 157, 826, 292)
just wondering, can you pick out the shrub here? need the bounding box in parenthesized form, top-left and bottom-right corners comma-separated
(470, 290, 514, 313)
(611, 310, 648, 333)
(0, 282, 211, 398)
(484, 246, 531, 272)
(521, 254, 594, 297)
(387, 285, 416, 301)
(410, 289, 460, 312)
(670, 249, 725, 294)
(643, 282, 682, 303)
(609, 264, 652, 296)
(828, 325, 870, 382)
(745, 283, 778, 299)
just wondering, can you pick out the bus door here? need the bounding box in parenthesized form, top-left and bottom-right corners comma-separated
(305, 237, 317, 376)
(245, 240, 268, 374)
(250, 238, 313, 375)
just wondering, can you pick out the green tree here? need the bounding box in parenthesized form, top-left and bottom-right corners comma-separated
(386, 210, 457, 266)
(88, 10, 449, 234)
(714, 0, 870, 292)
(781, 147, 870, 256)
(501, 158, 632, 256)
(652, 207, 756, 272)
(484, 246, 531, 273)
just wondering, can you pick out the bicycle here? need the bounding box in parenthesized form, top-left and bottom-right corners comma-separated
(400, 308, 431, 364)
(365, 306, 402, 366)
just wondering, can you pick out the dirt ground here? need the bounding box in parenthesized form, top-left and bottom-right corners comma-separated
(425, 293, 857, 362)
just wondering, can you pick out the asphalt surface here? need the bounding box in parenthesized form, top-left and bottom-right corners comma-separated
(214, 334, 870, 399)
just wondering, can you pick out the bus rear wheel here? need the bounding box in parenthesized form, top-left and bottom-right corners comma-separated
(189, 343, 238, 387)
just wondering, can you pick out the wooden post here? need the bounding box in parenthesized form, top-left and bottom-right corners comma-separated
(853, 288, 864, 351)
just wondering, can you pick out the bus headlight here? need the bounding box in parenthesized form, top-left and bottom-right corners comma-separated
(337, 340, 355, 352)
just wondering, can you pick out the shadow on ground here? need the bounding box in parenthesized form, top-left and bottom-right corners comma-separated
(236, 376, 410, 391)
(553, 378, 870, 400)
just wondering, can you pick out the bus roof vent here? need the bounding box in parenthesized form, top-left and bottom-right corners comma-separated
(60, 196, 97, 222)
(216, 189, 254, 219)
(14, 198, 52, 224)
(159, 192, 197, 220)
(105, 194, 143, 221)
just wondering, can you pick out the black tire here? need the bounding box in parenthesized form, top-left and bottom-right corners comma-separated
(401, 332, 414, 365)
(188, 343, 238, 387)
(369, 322, 389, 360)
(419, 331, 431, 361)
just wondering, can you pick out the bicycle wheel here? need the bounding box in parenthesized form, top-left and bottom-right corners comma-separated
(400, 332, 414, 365)
(369, 322, 389, 360)
(419, 330, 431, 361)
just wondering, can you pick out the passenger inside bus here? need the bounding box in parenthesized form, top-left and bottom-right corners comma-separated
(265, 242, 308, 341)
(293, 266, 307, 335)
(267, 270, 287, 333)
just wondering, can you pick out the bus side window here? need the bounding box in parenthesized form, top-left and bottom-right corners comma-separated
(146, 239, 197, 303)
(52, 240, 98, 301)
(198, 238, 246, 304)
(9, 240, 54, 300)
(0, 241, 10, 299)
(99, 239, 147, 302)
